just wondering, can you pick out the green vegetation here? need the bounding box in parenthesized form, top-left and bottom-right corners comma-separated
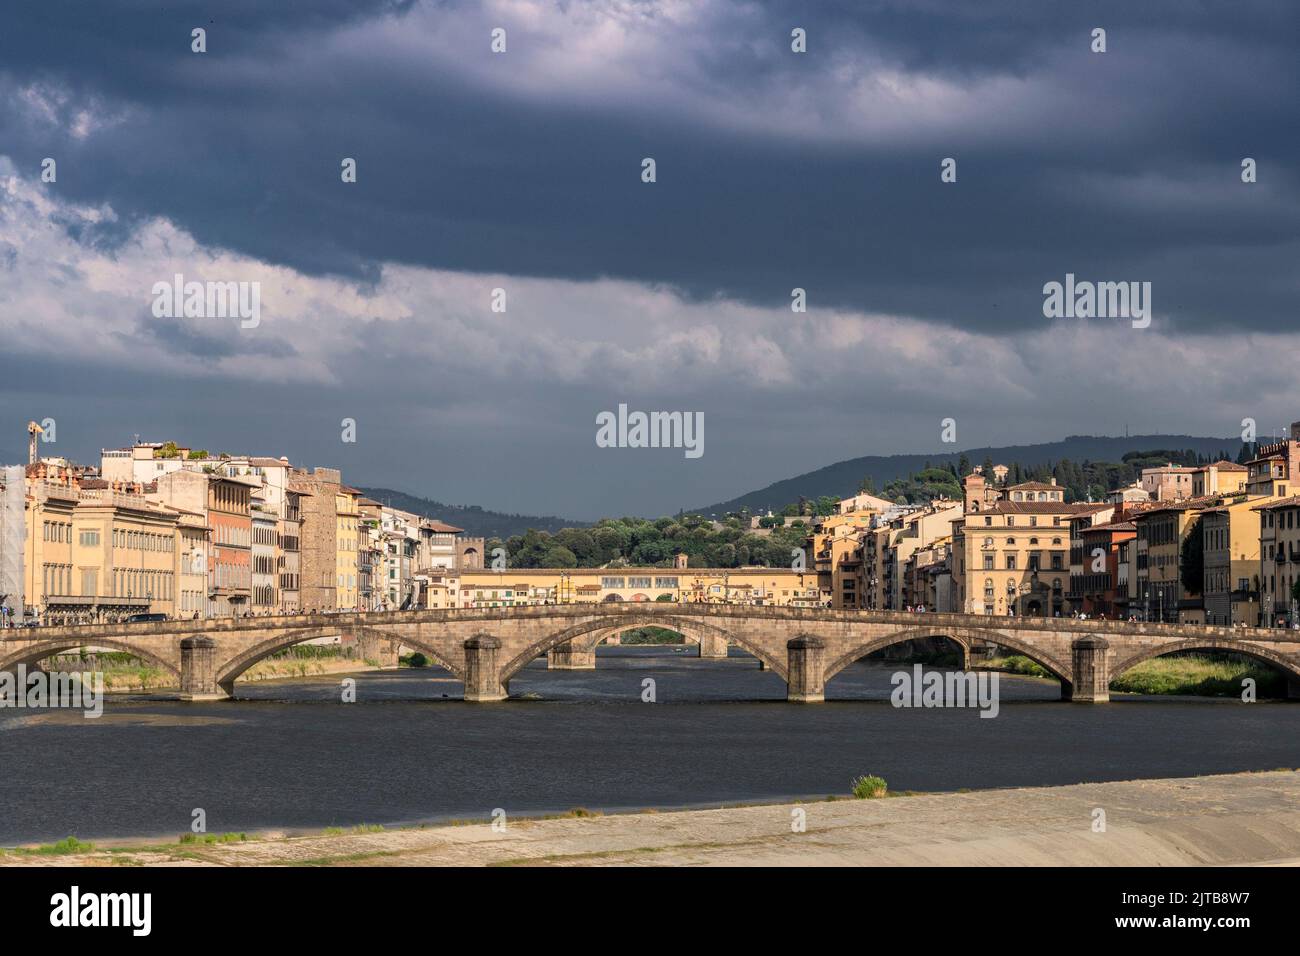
(488, 514, 814, 570)
(860, 447, 1242, 506)
(400, 652, 430, 668)
(350, 824, 384, 834)
(619, 627, 686, 645)
(1111, 654, 1285, 697)
(851, 775, 888, 799)
(987, 654, 1053, 678)
(11, 836, 95, 855)
(179, 832, 247, 845)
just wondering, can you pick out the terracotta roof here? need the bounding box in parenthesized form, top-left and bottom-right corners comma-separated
(424, 520, 464, 533)
(1252, 495, 1300, 511)
(1082, 521, 1136, 533)
(1007, 481, 1060, 491)
(1203, 460, 1247, 471)
(985, 502, 1097, 514)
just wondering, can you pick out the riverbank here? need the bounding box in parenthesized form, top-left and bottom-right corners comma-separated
(7, 770, 1299, 867)
(44, 650, 392, 692)
(983, 653, 1284, 697)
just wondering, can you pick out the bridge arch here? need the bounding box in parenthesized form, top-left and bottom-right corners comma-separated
(573, 622, 707, 652)
(1111, 639, 1300, 684)
(0, 637, 181, 681)
(501, 614, 785, 682)
(822, 626, 1071, 685)
(214, 624, 462, 690)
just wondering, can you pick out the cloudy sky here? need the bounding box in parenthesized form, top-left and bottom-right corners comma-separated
(1, 0, 1296, 519)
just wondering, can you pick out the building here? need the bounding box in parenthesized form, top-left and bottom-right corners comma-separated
(207, 475, 254, 617)
(442, 567, 823, 609)
(1254, 496, 1300, 628)
(250, 493, 278, 612)
(290, 467, 345, 611)
(0, 465, 26, 623)
(1141, 464, 1197, 502)
(1192, 461, 1247, 497)
(953, 474, 1093, 616)
(24, 470, 185, 624)
(1246, 424, 1300, 498)
(279, 489, 304, 613)
(1070, 520, 1136, 618)
(1201, 500, 1261, 626)
(1132, 498, 1216, 623)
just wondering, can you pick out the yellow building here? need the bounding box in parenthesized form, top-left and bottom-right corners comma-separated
(1200, 496, 1262, 626)
(335, 486, 362, 609)
(953, 473, 1093, 616)
(442, 567, 824, 609)
(1132, 499, 1214, 623)
(25, 474, 182, 623)
(1255, 495, 1300, 627)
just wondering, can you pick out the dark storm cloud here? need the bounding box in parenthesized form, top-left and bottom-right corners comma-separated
(1, 0, 1295, 332)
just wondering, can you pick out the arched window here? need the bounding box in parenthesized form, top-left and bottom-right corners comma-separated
(1006, 537, 1016, 545)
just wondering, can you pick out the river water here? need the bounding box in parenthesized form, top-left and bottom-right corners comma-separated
(1, 646, 1297, 844)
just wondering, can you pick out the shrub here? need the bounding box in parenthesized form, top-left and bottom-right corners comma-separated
(851, 775, 888, 799)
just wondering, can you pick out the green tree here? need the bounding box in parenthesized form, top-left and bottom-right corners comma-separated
(1180, 526, 1204, 596)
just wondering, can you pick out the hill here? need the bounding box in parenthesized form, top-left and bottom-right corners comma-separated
(691, 434, 1244, 516)
(356, 487, 587, 539)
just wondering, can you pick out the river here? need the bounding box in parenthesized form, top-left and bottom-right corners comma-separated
(1, 645, 1296, 844)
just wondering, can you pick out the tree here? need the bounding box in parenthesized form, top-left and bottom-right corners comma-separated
(1180, 526, 1204, 596)
(540, 546, 577, 568)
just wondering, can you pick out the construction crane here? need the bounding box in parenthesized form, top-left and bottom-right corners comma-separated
(27, 421, 43, 465)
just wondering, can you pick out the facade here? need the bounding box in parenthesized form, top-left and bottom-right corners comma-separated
(279, 490, 304, 613)
(436, 567, 823, 609)
(1246, 424, 1300, 498)
(250, 497, 278, 612)
(290, 467, 344, 611)
(1192, 461, 1247, 497)
(25, 472, 183, 624)
(1255, 496, 1300, 628)
(1132, 500, 1213, 623)
(1068, 515, 1136, 618)
(1141, 464, 1196, 502)
(207, 476, 253, 617)
(0, 465, 26, 622)
(1201, 502, 1260, 626)
(952, 475, 1090, 617)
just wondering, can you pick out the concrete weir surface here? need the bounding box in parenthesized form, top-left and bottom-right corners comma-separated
(6, 771, 1300, 867)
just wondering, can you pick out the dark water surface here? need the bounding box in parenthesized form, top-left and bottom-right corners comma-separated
(1, 646, 1297, 844)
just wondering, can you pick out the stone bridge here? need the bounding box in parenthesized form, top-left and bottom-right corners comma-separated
(3, 605, 1300, 703)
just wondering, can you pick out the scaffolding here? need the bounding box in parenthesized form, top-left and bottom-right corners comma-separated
(0, 464, 25, 622)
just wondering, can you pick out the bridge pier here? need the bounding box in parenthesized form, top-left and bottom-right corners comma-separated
(464, 635, 508, 702)
(179, 636, 229, 701)
(357, 631, 400, 669)
(1067, 636, 1110, 703)
(786, 635, 826, 703)
(548, 640, 596, 670)
(698, 633, 729, 659)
